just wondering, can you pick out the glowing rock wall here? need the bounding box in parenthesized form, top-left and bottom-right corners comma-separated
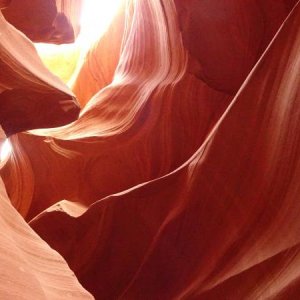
(1, 0, 300, 298)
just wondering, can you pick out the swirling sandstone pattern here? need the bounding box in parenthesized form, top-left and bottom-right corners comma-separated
(1, 0, 300, 299)
(0, 178, 93, 299)
(0, 4, 91, 298)
(0, 10, 80, 136)
(30, 3, 300, 298)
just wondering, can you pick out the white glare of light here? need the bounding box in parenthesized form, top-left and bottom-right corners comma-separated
(0, 139, 12, 161)
(35, 0, 123, 54)
(79, 0, 123, 46)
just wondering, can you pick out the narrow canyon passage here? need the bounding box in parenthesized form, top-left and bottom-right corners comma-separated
(0, 0, 300, 299)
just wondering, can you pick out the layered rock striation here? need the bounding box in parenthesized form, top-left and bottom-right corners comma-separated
(1, 0, 300, 299)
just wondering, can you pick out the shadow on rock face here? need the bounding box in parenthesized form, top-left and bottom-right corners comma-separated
(2, 0, 75, 44)
(0, 89, 80, 136)
(174, 0, 293, 94)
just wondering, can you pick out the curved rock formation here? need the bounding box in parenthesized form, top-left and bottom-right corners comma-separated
(4, 0, 295, 219)
(0, 178, 93, 299)
(31, 2, 300, 298)
(7, 0, 228, 219)
(0, 10, 79, 136)
(175, 0, 297, 94)
(1, 0, 300, 298)
(71, 0, 126, 107)
(0, 8, 92, 298)
(2, 0, 83, 43)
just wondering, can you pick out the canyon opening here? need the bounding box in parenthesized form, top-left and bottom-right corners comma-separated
(0, 1, 300, 299)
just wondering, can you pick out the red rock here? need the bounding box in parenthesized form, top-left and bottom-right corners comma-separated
(1, 0, 300, 298)
(0, 178, 93, 299)
(31, 2, 300, 297)
(0, 10, 79, 136)
(0, 6, 91, 298)
(0, 0, 11, 9)
(2, 0, 83, 43)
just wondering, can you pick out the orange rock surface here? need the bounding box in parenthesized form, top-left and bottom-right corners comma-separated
(1, 0, 300, 299)
(0, 178, 93, 299)
(0, 3, 91, 298)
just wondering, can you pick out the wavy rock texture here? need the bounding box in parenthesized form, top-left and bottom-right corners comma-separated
(0, 10, 92, 298)
(0, 178, 93, 299)
(71, 0, 127, 107)
(30, 3, 300, 298)
(4, 0, 233, 220)
(1, 0, 300, 299)
(0, 10, 80, 136)
(3, 0, 296, 218)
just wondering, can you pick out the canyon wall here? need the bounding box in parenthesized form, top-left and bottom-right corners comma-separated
(1, 0, 300, 299)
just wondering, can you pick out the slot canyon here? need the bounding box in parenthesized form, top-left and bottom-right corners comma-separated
(0, 0, 300, 299)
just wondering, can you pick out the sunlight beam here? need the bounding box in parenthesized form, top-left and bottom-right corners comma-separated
(0, 139, 12, 162)
(78, 0, 123, 46)
(34, 0, 123, 83)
